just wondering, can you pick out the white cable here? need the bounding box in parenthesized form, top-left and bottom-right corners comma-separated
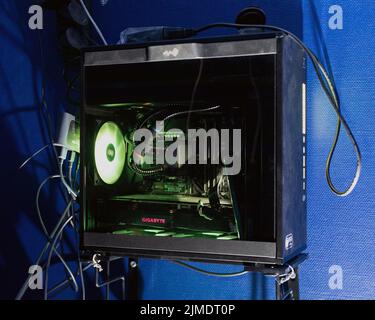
(162, 105, 221, 122)
(79, 0, 108, 45)
(59, 158, 78, 200)
(36, 175, 61, 236)
(68, 151, 77, 187)
(35, 176, 79, 295)
(45, 215, 74, 300)
(19, 143, 65, 170)
(36, 174, 76, 232)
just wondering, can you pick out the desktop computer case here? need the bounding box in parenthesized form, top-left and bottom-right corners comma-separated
(80, 32, 307, 265)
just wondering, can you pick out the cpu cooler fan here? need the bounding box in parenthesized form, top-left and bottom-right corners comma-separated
(94, 121, 126, 185)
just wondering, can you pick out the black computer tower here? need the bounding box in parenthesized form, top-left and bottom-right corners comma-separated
(80, 32, 307, 265)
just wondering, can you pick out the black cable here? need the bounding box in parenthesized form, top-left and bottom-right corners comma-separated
(186, 58, 204, 131)
(129, 59, 207, 177)
(133, 105, 189, 141)
(129, 105, 221, 176)
(162, 105, 221, 123)
(133, 103, 212, 142)
(191, 23, 361, 197)
(172, 260, 248, 277)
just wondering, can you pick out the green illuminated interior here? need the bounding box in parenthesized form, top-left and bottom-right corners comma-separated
(88, 105, 240, 241)
(94, 121, 126, 185)
(112, 226, 238, 240)
(67, 120, 80, 153)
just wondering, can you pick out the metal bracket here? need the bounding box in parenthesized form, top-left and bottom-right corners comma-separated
(275, 266, 300, 300)
(127, 257, 139, 300)
(92, 253, 103, 272)
(276, 265, 296, 285)
(93, 254, 126, 300)
(243, 253, 306, 300)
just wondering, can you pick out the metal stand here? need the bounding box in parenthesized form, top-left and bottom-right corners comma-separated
(26, 253, 305, 300)
(93, 254, 126, 300)
(94, 255, 139, 300)
(75, 254, 306, 300)
(127, 258, 139, 300)
(275, 267, 300, 300)
(122, 253, 307, 301)
(243, 253, 307, 300)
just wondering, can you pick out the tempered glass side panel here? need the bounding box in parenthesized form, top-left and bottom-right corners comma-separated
(83, 55, 276, 242)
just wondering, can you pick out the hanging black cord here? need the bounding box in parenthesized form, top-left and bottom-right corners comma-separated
(172, 260, 248, 277)
(190, 23, 361, 197)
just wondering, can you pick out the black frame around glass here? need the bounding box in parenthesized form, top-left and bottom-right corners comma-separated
(80, 32, 307, 265)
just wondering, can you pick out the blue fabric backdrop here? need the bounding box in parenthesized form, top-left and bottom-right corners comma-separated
(1, 0, 374, 300)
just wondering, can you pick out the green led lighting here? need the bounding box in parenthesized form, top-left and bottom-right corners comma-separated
(106, 144, 116, 161)
(173, 234, 194, 238)
(155, 232, 176, 237)
(144, 229, 164, 233)
(113, 230, 133, 235)
(202, 232, 224, 237)
(67, 120, 80, 153)
(100, 103, 129, 108)
(94, 121, 126, 185)
(217, 235, 239, 240)
(100, 102, 154, 108)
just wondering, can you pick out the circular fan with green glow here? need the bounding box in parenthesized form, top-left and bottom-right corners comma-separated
(94, 121, 126, 185)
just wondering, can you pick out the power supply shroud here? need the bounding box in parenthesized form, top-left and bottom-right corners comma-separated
(80, 32, 307, 265)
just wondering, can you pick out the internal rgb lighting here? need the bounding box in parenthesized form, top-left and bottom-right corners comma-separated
(94, 122, 126, 185)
